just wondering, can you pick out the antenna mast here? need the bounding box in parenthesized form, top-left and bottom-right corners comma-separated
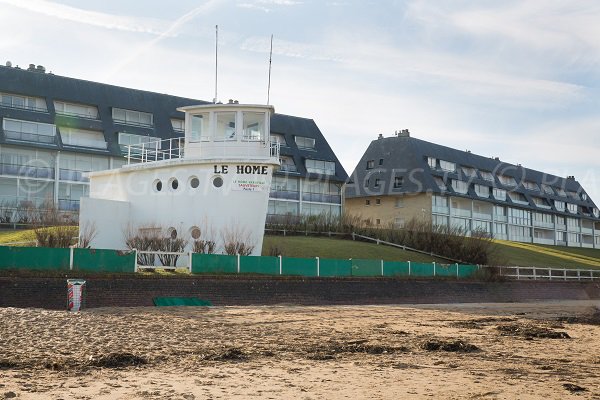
(267, 34, 273, 105)
(214, 25, 218, 104)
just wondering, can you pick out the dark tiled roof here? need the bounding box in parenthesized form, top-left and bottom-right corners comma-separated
(345, 135, 599, 220)
(0, 65, 347, 182)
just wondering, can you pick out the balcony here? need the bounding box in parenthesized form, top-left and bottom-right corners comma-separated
(581, 227, 593, 235)
(279, 164, 298, 173)
(269, 191, 300, 201)
(473, 212, 492, 221)
(533, 220, 554, 229)
(4, 130, 56, 145)
(59, 169, 89, 183)
(451, 208, 472, 218)
(493, 215, 508, 223)
(58, 199, 80, 211)
(0, 163, 55, 179)
(302, 193, 342, 204)
(533, 237, 555, 245)
(432, 205, 449, 214)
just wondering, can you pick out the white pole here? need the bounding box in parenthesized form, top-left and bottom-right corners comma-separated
(237, 254, 240, 274)
(433, 262, 436, 277)
(381, 259, 384, 276)
(69, 246, 74, 271)
(316, 257, 320, 277)
(456, 263, 459, 278)
(408, 261, 411, 276)
(134, 249, 138, 272)
(279, 255, 282, 275)
(188, 251, 193, 273)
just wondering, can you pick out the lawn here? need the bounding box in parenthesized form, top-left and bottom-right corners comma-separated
(492, 240, 600, 269)
(0, 229, 36, 246)
(262, 235, 446, 263)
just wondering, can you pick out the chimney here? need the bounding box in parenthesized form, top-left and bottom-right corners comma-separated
(377, 134, 383, 140)
(494, 157, 500, 161)
(228, 99, 234, 104)
(567, 175, 575, 180)
(36, 65, 46, 73)
(28, 63, 36, 71)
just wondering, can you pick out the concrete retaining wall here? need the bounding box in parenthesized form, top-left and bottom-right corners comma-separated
(1, 275, 598, 310)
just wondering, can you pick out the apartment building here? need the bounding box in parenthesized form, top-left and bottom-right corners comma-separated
(345, 132, 600, 248)
(0, 63, 346, 225)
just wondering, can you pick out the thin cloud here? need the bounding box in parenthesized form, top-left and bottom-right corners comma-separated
(0, 0, 170, 35)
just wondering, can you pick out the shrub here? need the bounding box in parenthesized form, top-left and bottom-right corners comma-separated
(221, 225, 255, 256)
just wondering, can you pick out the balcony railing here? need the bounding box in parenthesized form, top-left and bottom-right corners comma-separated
(269, 191, 300, 200)
(302, 193, 342, 204)
(533, 237, 555, 245)
(432, 205, 449, 214)
(125, 137, 184, 165)
(451, 208, 471, 218)
(473, 212, 492, 221)
(279, 164, 298, 173)
(59, 169, 89, 182)
(4, 130, 56, 145)
(533, 220, 554, 229)
(0, 163, 55, 179)
(581, 227, 593, 235)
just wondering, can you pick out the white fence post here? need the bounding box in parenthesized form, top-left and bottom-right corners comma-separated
(69, 246, 74, 271)
(188, 251, 193, 273)
(381, 259, 384, 276)
(134, 249, 138, 272)
(433, 262, 436, 277)
(456, 263, 459, 278)
(563, 268, 567, 281)
(279, 255, 282, 275)
(237, 254, 240, 274)
(316, 257, 320, 277)
(408, 261, 411, 277)
(533, 267, 537, 280)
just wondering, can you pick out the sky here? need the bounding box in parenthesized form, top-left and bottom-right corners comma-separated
(1, 0, 599, 201)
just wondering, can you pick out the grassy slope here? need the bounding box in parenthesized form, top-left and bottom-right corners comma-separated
(493, 240, 600, 269)
(0, 229, 36, 245)
(263, 236, 446, 263)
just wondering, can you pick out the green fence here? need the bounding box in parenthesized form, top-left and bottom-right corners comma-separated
(0, 246, 135, 272)
(73, 249, 135, 273)
(191, 253, 480, 279)
(0, 246, 70, 271)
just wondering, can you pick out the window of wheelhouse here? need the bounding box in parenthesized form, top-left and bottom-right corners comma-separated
(215, 112, 236, 141)
(190, 113, 209, 142)
(242, 112, 265, 141)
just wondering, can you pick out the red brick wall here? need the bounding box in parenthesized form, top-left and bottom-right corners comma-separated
(0, 275, 597, 310)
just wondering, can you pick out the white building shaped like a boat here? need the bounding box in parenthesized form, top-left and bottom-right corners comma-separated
(79, 102, 280, 255)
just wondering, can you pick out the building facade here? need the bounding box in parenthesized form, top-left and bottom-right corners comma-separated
(0, 63, 346, 227)
(345, 132, 600, 248)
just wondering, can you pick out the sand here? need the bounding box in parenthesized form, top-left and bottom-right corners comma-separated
(1, 301, 599, 399)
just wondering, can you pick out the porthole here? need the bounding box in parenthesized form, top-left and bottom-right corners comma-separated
(213, 176, 223, 188)
(190, 226, 201, 239)
(154, 179, 163, 192)
(168, 227, 178, 240)
(190, 177, 199, 188)
(170, 178, 179, 190)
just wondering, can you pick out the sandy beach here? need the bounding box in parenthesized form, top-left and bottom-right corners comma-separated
(1, 301, 599, 399)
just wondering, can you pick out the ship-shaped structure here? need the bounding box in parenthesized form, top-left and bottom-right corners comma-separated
(79, 101, 279, 256)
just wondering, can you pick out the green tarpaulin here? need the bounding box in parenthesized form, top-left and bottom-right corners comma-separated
(153, 297, 212, 307)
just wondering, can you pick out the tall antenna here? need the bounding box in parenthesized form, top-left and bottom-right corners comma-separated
(267, 34, 273, 105)
(213, 25, 218, 104)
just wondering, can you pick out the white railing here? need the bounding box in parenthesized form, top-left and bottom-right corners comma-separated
(126, 137, 185, 165)
(497, 266, 599, 281)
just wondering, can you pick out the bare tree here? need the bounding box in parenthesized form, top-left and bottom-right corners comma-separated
(221, 225, 255, 256)
(77, 222, 98, 248)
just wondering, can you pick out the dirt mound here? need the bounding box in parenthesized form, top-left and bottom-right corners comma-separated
(563, 383, 587, 393)
(199, 347, 248, 362)
(557, 309, 600, 326)
(496, 323, 570, 339)
(90, 352, 147, 368)
(304, 340, 404, 360)
(450, 317, 516, 329)
(420, 339, 480, 353)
